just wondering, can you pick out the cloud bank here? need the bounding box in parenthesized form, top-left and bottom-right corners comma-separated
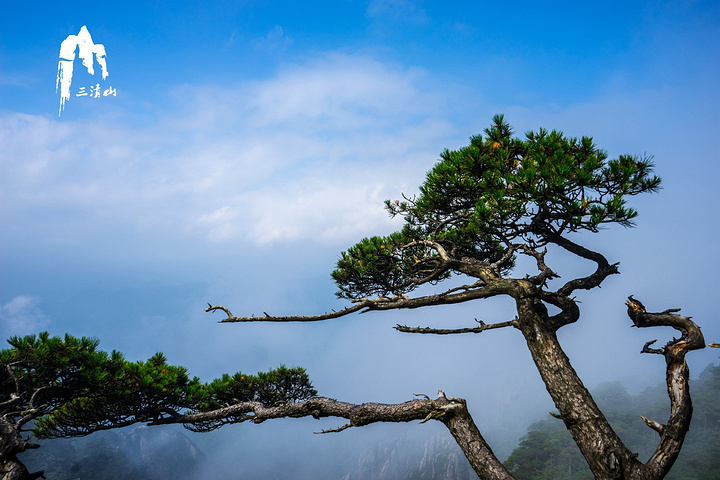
(1, 54, 458, 257)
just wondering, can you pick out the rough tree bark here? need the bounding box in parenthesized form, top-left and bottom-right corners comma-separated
(0, 418, 43, 480)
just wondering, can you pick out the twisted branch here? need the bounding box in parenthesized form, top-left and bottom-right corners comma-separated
(550, 235, 620, 295)
(518, 245, 559, 285)
(624, 296, 705, 477)
(149, 394, 446, 433)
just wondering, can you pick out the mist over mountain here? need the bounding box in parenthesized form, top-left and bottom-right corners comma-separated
(342, 433, 476, 480)
(19, 360, 718, 479)
(22, 425, 217, 480)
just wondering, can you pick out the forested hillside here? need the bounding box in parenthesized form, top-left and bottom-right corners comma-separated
(504, 361, 720, 480)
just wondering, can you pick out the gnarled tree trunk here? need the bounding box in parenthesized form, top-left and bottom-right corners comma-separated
(516, 302, 640, 479)
(510, 297, 705, 480)
(0, 419, 44, 480)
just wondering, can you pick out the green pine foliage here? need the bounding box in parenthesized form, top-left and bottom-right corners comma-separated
(332, 231, 452, 299)
(504, 365, 720, 479)
(331, 115, 660, 299)
(199, 365, 317, 410)
(1, 333, 317, 439)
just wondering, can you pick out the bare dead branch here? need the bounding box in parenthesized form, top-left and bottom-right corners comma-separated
(316, 422, 353, 434)
(626, 300, 705, 356)
(209, 278, 515, 324)
(519, 245, 559, 285)
(6, 364, 21, 398)
(641, 339, 664, 355)
(205, 301, 372, 323)
(395, 318, 518, 335)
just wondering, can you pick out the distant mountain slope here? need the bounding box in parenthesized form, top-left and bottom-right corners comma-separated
(342, 433, 476, 480)
(22, 425, 215, 480)
(504, 361, 720, 480)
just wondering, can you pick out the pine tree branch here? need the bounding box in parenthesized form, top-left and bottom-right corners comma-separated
(395, 318, 517, 335)
(149, 392, 514, 480)
(150, 395, 437, 430)
(549, 235, 619, 295)
(518, 245, 558, 285)
(208, 278, 515, 324)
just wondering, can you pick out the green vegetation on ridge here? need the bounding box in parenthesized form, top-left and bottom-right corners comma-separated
(505, 362, 720, 480)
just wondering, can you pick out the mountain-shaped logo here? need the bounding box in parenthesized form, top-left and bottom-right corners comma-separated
(56, 26, 110, 116)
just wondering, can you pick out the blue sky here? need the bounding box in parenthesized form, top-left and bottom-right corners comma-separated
(1, 0, 720, 462)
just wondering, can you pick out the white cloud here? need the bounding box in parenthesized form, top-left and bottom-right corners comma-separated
(168, 54, 441, 132)
(0, 54, 459, 257)
(0, 296, 50, 337)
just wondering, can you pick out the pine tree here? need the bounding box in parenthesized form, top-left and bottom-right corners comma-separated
(206, 116, 706, 479)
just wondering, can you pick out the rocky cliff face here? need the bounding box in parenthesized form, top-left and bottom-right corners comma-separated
(342, 433, 477, 480)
